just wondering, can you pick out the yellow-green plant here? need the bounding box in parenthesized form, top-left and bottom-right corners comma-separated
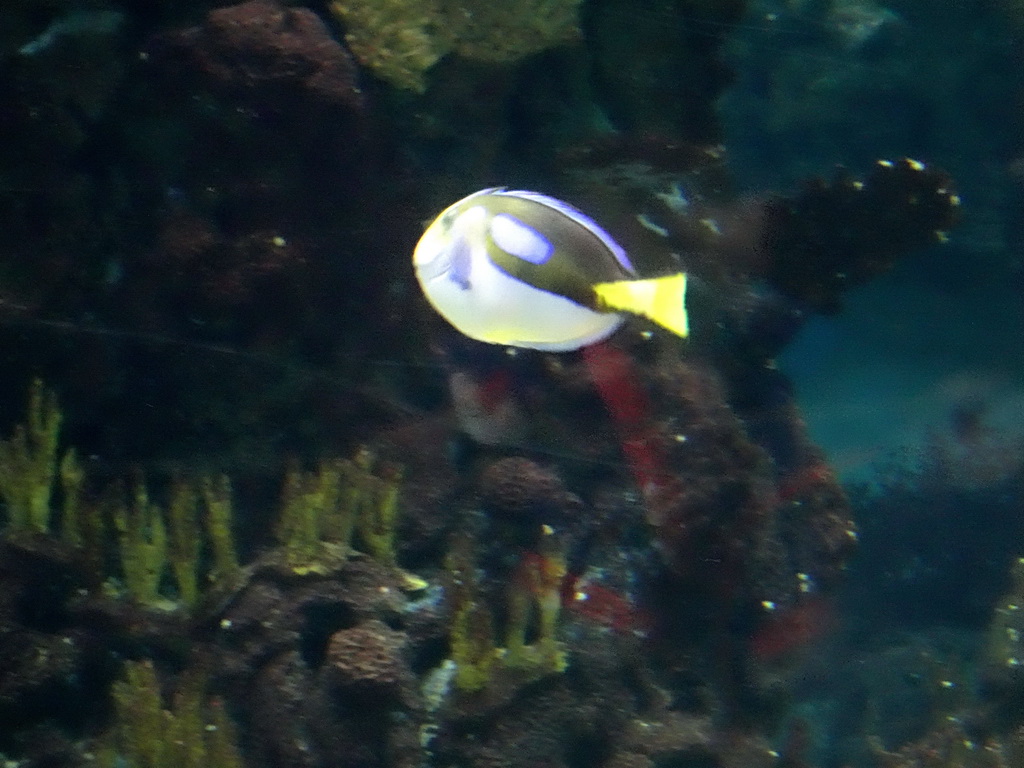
(58, 448, 85, 547)
(60, 447, 107, 584)
(201, 474, 239, 584)
(444, 529, 568, 692)
(444, 533, 498, 692)
(504, 546, 567, 674)
(99, 659, 244, 768)
(167, 478, 201, 607)
(331, 0, 447, 92)
(356, 457, 402, 566)
(275, 448, 407, 574)
(109, 474, 241, 609)
(112, 480, 169, 607)
(277, 457, 351, 572)
(0, 378, 62, 532)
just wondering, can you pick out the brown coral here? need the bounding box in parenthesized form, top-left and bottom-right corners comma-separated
(760, 158, 960, 313)
(478, 457, 575, 525)
(644, 359, 777, 584)
(157, 0, 365, 115)
(323, 619, 411, 695)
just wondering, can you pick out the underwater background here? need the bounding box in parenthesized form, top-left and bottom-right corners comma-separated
(0, 0, 1021, 767)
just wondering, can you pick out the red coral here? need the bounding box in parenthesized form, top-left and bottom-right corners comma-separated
(748, 597, 837, 661)
(580, 341, 682, 513)
(562, 574, 652, 636)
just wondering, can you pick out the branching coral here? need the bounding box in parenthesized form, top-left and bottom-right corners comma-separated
(329, 0, 583, 91)
(356, 455, 403, 567)
(276, 448, 408, 574)
(99, 659, 244, 768)
(202, 473, 240, 584)
(0, 378, 63, 533)
(505, 545, 568, 674)
(444, 530, 568, 693)
(112, 481, 170, 607)
(108, 475, 242, 609)
(445, 532, 498, 692)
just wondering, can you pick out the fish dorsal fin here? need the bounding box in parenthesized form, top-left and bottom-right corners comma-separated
(592, 273, 689, 338)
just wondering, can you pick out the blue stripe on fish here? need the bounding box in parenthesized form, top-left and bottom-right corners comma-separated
(490, 213, 554, 264)
(449, 234, 472, 289)
(494, 189, 635, 274)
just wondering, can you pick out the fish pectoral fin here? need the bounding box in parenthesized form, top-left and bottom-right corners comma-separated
(592, 273, 689, 338)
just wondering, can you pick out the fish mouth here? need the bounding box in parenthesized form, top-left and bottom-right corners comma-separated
(420, 263, 470, 291)
(414, 248, 451, 281)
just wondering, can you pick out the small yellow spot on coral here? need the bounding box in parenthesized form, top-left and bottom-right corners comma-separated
(400, 572, 429, 592)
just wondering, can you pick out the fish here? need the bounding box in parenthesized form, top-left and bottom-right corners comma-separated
(413, 188, 689, 351)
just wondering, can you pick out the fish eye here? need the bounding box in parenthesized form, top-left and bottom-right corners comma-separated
(439, 209, 459, 229)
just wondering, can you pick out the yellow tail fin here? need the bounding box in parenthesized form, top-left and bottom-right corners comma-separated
(593, 273, 689, 338)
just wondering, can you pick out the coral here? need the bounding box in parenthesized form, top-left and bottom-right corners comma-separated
(330, 0, 448, 92)
(581, 341, 681, 510)
(168, 478, 202, 608)
(444, 0, 582, 62)
(0, 379, 63, 533)
(987, 557, 1024, 671)
(0, 382, 117, 589)
(0, 537, 95, 720)
(105, 474, 241, 610)
(205, 555, 422, 768)
(477, 457, 574, 525)
(355, 452, 403, 568)
(443, 531, 569, 693)
(979, 556, 1024, 730)
(202, 474, 241, 584)
(58, 448, 86, 549)
(870, 721, 1022, 768)
(760, 158, 961, 313)
(149, 209, 309, 312)
(111, 481, 170, 608)
(99, 659, 244, 768)
(277, 457, 353, 572)
(444, 533, 499, 692)
(505, 545, 568, 675)
(614, 711, 715, 765)
(276, 449, 408, 574)
(158, 0, 365, 115)
(323, 619, 412, 697)
(329, 0, 583, 91)
(428, 622, 702, 768)
(643, 359, 778, 583)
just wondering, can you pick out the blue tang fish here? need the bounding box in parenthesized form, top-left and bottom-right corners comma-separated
(413, 188, 689, 351)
